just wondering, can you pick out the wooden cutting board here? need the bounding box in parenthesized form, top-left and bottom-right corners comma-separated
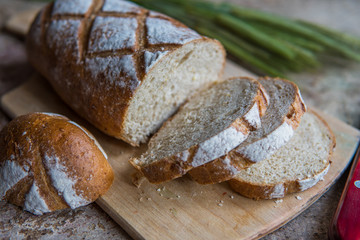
(1, 61, 359, 240)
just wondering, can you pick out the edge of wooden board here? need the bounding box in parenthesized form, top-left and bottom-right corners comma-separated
(1, 76, 359, 240)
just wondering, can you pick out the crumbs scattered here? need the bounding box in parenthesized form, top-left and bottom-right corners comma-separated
(147, 197, 151, 201)
(218, 203, 223, 207)
(170, 208, 177, 216)
(230, 195, 234, 199)
(132, 171, 146, 188)
(274, 199, 283, 204)
(295, 196, 302, 200)
(156, 186, 179, 199)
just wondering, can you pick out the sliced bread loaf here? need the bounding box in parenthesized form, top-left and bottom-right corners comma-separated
(189, 77, 306, 184)
(228, 110, 336, 199)
(26, 0, 226, 146)
(129, 77, 268, 183)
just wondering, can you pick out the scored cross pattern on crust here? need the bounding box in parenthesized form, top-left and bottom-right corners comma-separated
(42, 0, 202, 82)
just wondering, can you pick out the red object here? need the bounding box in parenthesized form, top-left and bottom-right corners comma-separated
(329, 143, 360, 240)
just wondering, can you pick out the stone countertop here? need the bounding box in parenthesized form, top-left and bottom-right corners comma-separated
(0, 0, 359, 239)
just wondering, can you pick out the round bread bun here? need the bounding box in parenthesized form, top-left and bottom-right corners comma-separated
(0, 112, 114, 215)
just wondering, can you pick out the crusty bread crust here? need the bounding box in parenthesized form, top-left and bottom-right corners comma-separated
(0, 113, 114, 215)
(189, 77, 306, 184)
(130, 77, 267, 184)
(26, 1, 225, 146)
(228, 109, 336, 200)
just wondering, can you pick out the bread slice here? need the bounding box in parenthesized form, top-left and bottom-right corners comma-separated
(130, 77, 269, 183)
(26, 0, 226, 146)
(189, 77, 306, 184)
(228, 110, 336, 199)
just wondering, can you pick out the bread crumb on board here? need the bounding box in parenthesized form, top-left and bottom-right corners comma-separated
(274, 199, 283, 204)
(170, 208, 177, 216)
(132, 171, 146, 188)
(295, 196, 302, 200)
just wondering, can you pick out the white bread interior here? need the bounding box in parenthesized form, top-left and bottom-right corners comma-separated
(124, 40, 225, 144)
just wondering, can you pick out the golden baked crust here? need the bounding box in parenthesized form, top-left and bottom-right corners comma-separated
(0, 113, 114, 215)
(26, 0, 225, 146)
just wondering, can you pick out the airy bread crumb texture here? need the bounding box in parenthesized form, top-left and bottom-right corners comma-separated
(188, 77, 306, 185)
(136, 77, 260, 166)
(230, 110, 335, 199)
(124, 41, 224, 144)
(234, 78, 305, 163)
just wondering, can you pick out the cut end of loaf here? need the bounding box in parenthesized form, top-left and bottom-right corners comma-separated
(229, 110, 335, 199)
(131, 77, 265, 183)
(26, 0, 226, 147)
(122, 39, 225, 146)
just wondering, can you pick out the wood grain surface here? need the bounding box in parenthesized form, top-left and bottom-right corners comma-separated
(1, 62, 359, 240)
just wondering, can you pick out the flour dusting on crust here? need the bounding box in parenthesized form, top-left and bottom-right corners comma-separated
(146, 18, 201, 45)
(24, 183, 51, 215)
(243, 103, 261, 129)
(52, 0, 92, 15)
(144, 51, 169, 73)
(298, 165, 330, 191)
(220, 157, 239, 175)
(44, 154, 90, 209)
(237, 122, 294, 163)
(102, 0, 142, 13)
(46, 19, 81, 59)
(88, 16, 138, 53)
(0, 160, 29, 199)
(269, 184, 285, 198)
(149, 11, 169, 18)
(86, 55, 140, 91)
(191, 127, 247, 167)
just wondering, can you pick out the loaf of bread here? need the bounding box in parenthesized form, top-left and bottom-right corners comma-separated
(228, 110, 335, 199)
(130, 77, 268, 183)
(0, 112, 114, 215)
(189, 77, 306, 184)
(26, 0, 226, 146)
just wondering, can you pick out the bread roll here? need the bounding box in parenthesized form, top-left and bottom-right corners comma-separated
(0, 112, 114, 215)
(26, 0, 226, 146)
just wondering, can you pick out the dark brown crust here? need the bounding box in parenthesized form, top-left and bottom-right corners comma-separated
(228, 109, 336, 200)
(189, 77, 307, 185)
(0, 113, 114, 213)
(129, 77, 264, 184)
(26, 1, 226, 147)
